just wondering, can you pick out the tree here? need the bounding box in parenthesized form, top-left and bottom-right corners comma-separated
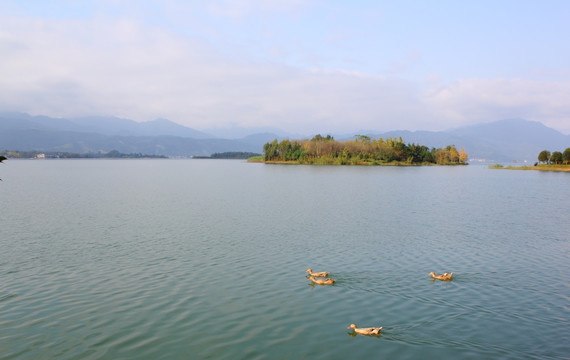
(407, 144, 422, 163)
(263, 139, 279, 161)
(278, 139, 291, 160)
(550, 151, 563, 164)
(309, 134, 333, 157)
(355, 135, 371, 143)
(459, 147, 468, 163)
(262, 136, 467, 166)
(446, 145, 460, 163)
(538, 150, 551, 164)
(434, 149, 447, 164)
(563, 148, 570, 165)
(423, 149, 435, 163)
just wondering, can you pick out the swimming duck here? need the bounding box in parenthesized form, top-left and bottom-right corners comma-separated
(308, 276, 335, 285)
(306, 269, 329, 277)
(347, 324, 382, 336)
(428, 272, 453, 281)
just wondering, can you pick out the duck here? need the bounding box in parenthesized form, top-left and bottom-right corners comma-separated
(347, 324, 382, 336)
(428, 272, 453, 281)
(308, 276, 335, 285)
(306, 269, 329, 277)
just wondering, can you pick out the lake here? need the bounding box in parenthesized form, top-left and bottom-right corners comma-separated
(0, 160, 568, 359)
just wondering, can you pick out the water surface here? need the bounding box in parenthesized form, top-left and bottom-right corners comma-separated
(1, 160, 568, 359)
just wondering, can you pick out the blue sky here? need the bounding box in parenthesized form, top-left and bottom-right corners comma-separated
(1, 0, 569, 134)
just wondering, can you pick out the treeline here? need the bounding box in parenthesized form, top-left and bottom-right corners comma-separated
(194, 152, 261, 159)
(537, 148, 570, 164)
(263, 135, 468, 165)
(0, 150, 167, 159)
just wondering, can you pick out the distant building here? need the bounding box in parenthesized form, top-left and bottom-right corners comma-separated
(35, 153, 45, 159)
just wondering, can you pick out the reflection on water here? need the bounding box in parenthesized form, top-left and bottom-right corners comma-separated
(0, 160, 569, 359)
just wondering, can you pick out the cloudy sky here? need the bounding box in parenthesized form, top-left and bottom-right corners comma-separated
(1, 0, 569, 134)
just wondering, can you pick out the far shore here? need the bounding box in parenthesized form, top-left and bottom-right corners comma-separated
(489, 164, 570, 172)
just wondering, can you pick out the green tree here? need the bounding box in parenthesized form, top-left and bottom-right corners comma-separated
(263, 139, 279, 161)
(260, 135, 466, 166)
(278, 139, 291, 161)
(538, 150, 551, 164)
(311, 134, 333, 142)
(563, 148, 570, 164)
(290, 141, 305, 160)
(263, 142, 271, 160)
(355, 135, 371, 143)
(420, 148, 434, 163)
(550, 151, 563, 164)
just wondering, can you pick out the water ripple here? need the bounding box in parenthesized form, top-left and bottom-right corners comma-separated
(1, 162, 569, 359)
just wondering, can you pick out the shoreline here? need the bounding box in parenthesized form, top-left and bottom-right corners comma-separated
(248, 158, 468, 166)
(490, 164, 570, 172)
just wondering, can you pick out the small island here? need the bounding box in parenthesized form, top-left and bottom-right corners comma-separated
(194, 152, 261, 160)
(489, 148, 570, 172)
(250, 135, 468, 166)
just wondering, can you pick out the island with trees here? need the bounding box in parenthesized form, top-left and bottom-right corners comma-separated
(489, 147, 570, 172)
(251, 135, 468, 165)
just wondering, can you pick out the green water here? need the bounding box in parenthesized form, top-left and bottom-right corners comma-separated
(1, 160, 568, 359)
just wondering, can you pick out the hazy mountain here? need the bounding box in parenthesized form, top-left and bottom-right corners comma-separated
(0, 128, 259, 156)
(358, 119, 569, 163)
(0, 112, 85, 132)
(1, 113, 568, 160)
(445, 119, 569, 162)
(71, 116, 214, 139)
(0, 112, 213, 139)
(202, 125, 299, 139)
(138, 118, 213, 138)
(237, 133, 288, 147)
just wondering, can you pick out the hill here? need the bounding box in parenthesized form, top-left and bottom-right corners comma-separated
(357, 119, 569, 163)
(0, 113, 567, 160)
(0, 112, 257, 156)
(0, 112, 213, 139)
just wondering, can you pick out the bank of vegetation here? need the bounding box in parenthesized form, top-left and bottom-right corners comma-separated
(194, 152, 261, 159)
(0, 150, 167, 159)
(489, 147, 570, 172)
(258, 135, 468, 165)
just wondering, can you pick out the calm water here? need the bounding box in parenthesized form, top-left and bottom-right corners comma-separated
(0, 160, 568, 359)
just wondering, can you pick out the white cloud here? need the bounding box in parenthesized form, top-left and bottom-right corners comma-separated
(0, 13, 426, 133)
(424, 78, 570, 133)
(1, 8, 570, 135)
(205, 0, 307, 19)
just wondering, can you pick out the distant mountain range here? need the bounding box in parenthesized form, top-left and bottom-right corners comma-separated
(1, 112, 568, 162)
(359, 119, 569, 163)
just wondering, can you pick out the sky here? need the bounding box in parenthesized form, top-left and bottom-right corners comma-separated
(1, 0, 569, 135)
